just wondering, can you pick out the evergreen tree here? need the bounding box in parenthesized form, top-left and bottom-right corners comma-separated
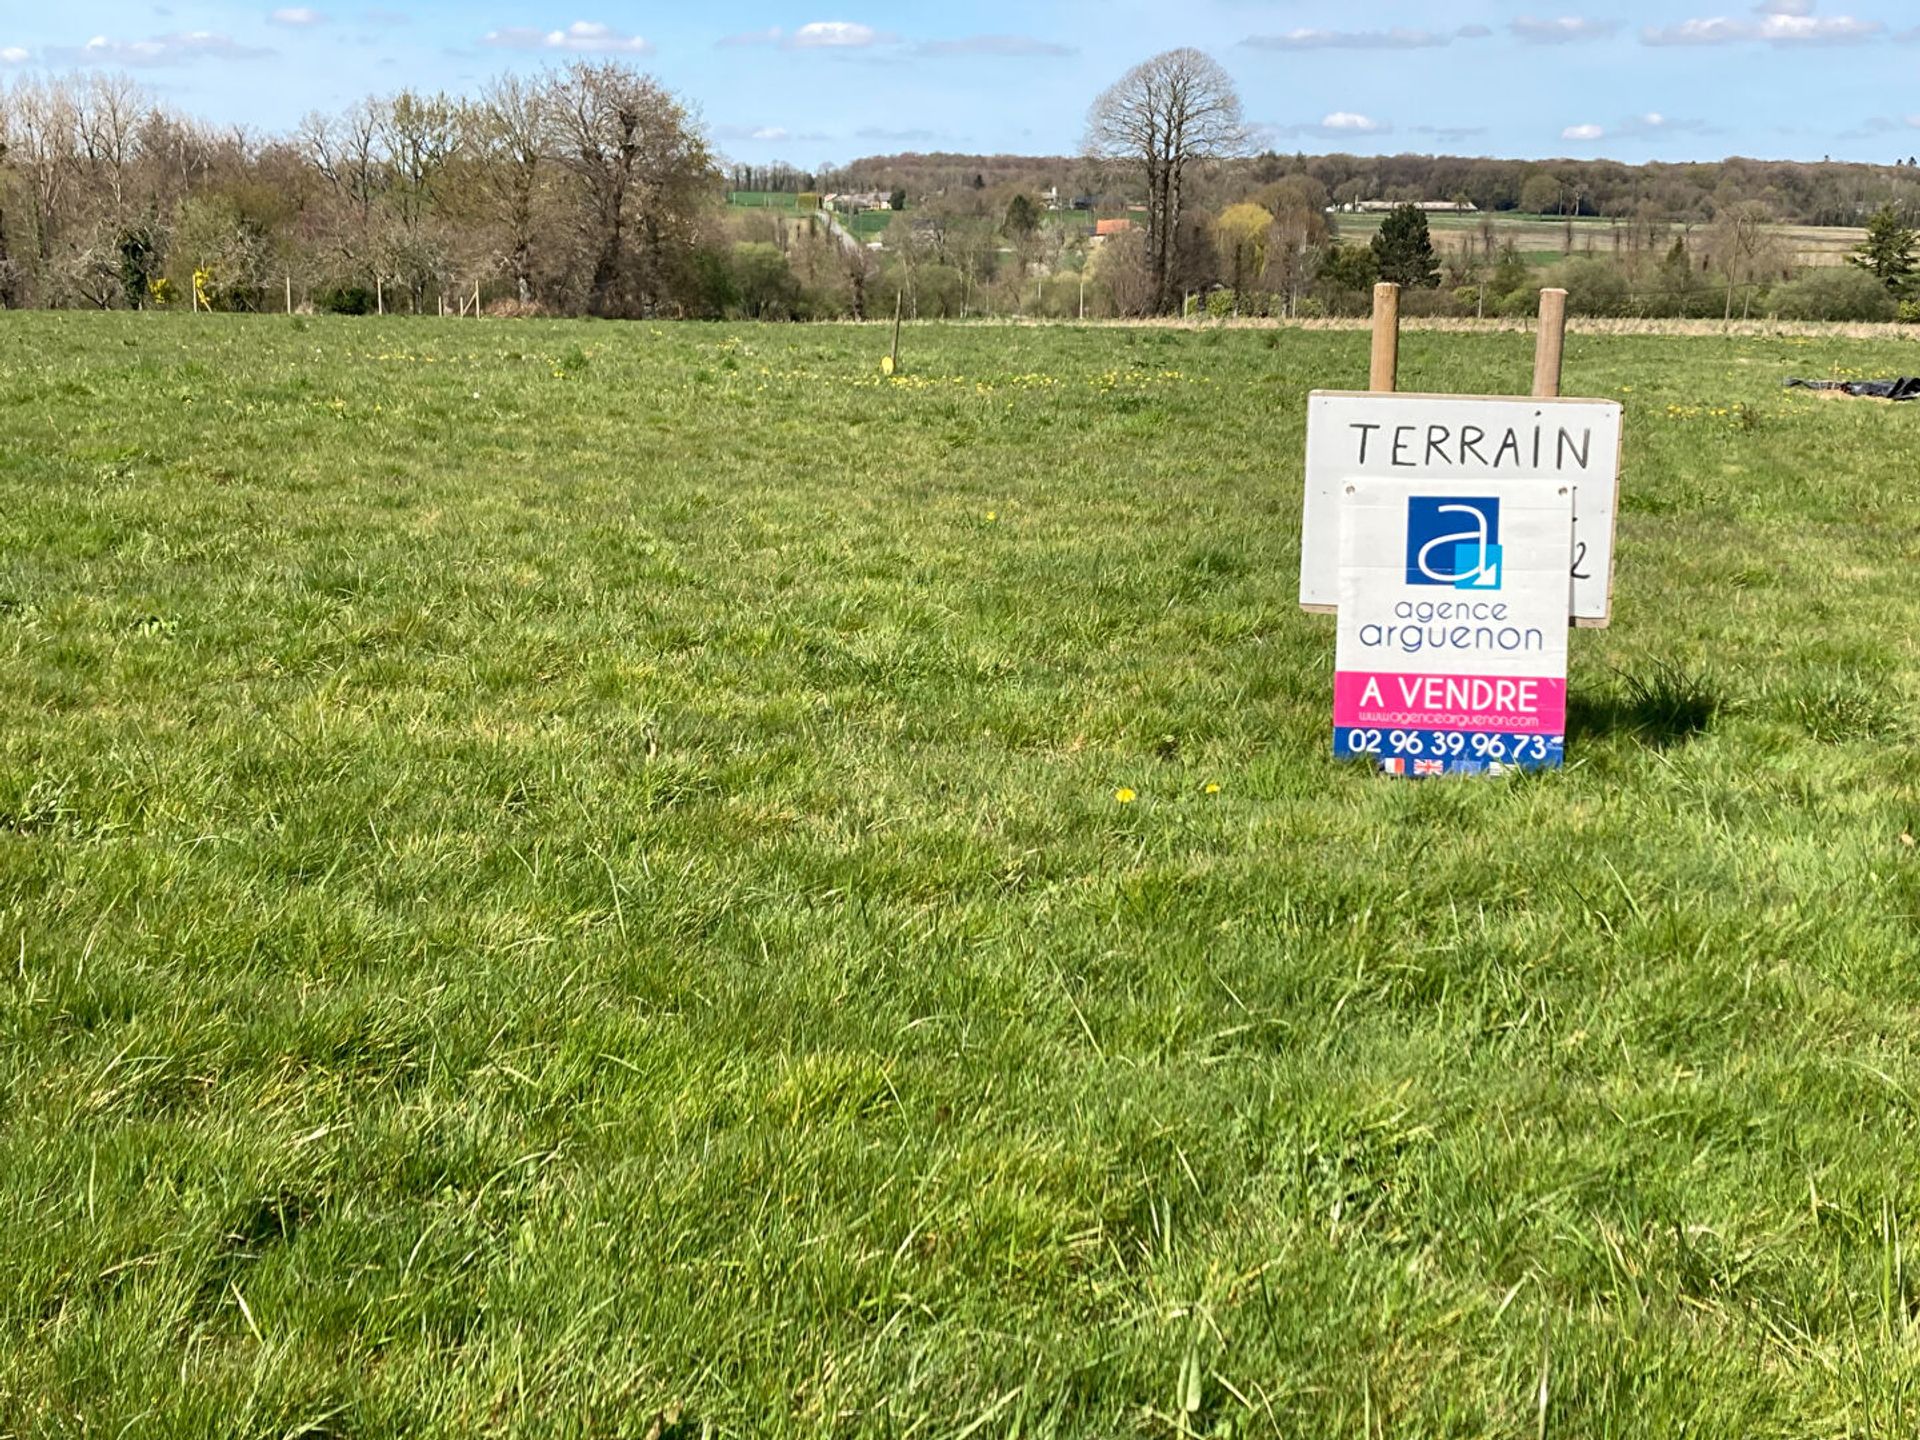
(1848, 205, 1918, 292)
(1004, 193, 1040, 238)
(1370, 203, 1441, 289)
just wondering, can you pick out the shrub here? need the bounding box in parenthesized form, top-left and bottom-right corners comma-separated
(1399, 288, 1469, 319)
(314, 284, 376, 315)
(1769, 267, 1898, 323)
(1205, 288, 1235, 319)
(1898, 299, 1920, 325)
(1541, 257, 1633, 318)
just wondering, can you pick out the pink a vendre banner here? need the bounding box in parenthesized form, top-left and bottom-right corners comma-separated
(1334, 478, 1574, 775)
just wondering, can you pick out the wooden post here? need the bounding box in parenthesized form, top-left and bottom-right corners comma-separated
(1369, 282, 1400, 393)
(286, 275, 293, 315)
(376, 276, 384, 316)
(890, 290, 903, 373)
(474, 281, 481, 317)
(1533, 287, 1568, 399)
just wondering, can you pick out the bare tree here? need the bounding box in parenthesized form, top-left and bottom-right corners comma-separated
(547, 61, 713, 318)
(8, 78, 80, 280)
(298, 100, 383, 280)
(1085, 49, 1245, 313)
(467, 75, 551, 305)
(1710, 199, 1773, 320)
(375, 90, 458, 308)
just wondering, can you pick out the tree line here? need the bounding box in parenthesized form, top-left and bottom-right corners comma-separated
(5, 55, 1919, 322)
(0, 65, 717, 315)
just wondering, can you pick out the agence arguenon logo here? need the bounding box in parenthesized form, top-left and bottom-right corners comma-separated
(1405, 497, 1502, 591)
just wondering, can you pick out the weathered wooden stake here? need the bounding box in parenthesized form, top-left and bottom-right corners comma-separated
(891, 290, 903, 373)
(376, 276, 384, 316)
(1369, 282, 1400, 393)
(286, 275, 293, 315)
(1533, 287, 1568, 399)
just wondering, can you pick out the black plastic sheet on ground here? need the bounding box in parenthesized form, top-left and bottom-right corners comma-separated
(1784, 377, 1920, 401)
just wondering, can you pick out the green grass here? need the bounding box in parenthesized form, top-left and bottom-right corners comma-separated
(727, 193, 896, 241)
(840, 209, 895, 241)
(1335, 210, 1868, 270)
(726, 191, 813, 209)
(5, 314, 1920, 1437)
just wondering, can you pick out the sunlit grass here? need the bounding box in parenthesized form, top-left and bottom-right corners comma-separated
(3, 313, 1920, 1436)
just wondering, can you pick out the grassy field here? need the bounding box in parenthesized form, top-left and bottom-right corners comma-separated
(1334, 210, 1870, 270)
(728, 192, 896, 242)
(4, 313, 1920, 1437)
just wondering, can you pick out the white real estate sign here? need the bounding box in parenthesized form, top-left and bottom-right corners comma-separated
(1335, 477, 1574, 775)
(1300, 391, 1623, 626)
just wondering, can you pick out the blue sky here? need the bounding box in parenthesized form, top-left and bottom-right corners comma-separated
(4, 1, 1918, 167)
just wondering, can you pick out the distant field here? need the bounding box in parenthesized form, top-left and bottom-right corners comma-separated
(6, 314, 1920, 1435)
(727, 196, 1869, 273)
(724, 190, 812, 210)
(1336, 209, 1869, 268)
(726, 192, 896, 240)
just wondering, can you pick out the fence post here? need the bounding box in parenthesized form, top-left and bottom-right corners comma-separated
(1369, 282, 1400, 393)
(891, 290, 903, 373)
(1533, 288, 1568, 399)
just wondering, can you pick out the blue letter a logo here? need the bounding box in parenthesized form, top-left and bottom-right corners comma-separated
(1406, 497, 1502, 590)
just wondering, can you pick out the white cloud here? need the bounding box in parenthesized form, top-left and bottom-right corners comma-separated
(482, 20, 651, 53)
(791, 21, 881, 48)
(269, 7, 325, 25)
(1244, 25, 1488, 50)
(1260, 112, 1397, 141)
(1757, 11, 1879, 39)
(1562, 112, 1711, 143)
(0, 46, 28, 63)
(714, 121, 832, 144)
(1511, 16, 1624, 43)
(49, 31, 274, 65)
(717, 20, 892, 51)
(1643, 5, 1882, 44)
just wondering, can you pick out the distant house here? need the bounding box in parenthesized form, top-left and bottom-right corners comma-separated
(824, 191, 893, 214)
(1335, 199, 1479, 214)
(1094, 218, 1135, 238)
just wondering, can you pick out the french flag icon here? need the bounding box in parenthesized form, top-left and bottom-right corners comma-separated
(1381, 757, 1409, 775)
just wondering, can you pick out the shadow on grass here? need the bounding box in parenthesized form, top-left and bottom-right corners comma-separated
(1570, 659, 1721, 749)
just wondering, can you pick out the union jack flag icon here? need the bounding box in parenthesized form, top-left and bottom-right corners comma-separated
(1413, 759, 1446, 776)
(1380, 757, 1408, 775)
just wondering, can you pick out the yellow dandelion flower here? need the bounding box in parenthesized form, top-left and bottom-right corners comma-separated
(1204, 782, 1221, 795)
(1115, 788, 1137, 805)
(985, 511, 998, 523)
